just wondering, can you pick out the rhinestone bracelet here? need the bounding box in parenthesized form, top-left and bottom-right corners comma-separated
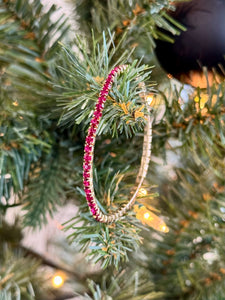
(83, 65, 153, 223)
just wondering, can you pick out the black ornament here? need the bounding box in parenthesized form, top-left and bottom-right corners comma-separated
(155, 0, 225, 86)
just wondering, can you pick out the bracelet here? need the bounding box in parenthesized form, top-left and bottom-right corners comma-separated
(83, 65, 153, 223)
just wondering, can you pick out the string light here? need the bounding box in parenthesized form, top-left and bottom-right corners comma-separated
(167, 73, 173, 79)
(159, 225, 169, 233)
(52, 273, 65, 288)
(146, 93, 163, 109)
(12, 101, 18, 106)
(138, 187, 148, 197)
(134, 205, 169, 233)
(194, 94, 208, 109)
(144, 212, 150, 219)
(146, 94, 154, 106)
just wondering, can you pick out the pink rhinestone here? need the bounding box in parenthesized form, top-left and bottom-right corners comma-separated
(83, 173, 89, 179)
(83, 164, 91, 171)
(88, 203, 94, 208)
(83, 173, 90, 180)
(90, 125, 97, 131)
(95, 216, 101, 222)
(89, 199, 95, 205)
(89, 203, 95, 210)
(100, 91, 108, 97)
(96, 102, 103, 109)
(102, 86, 108, 93)
(84, 154, 91, 162)
(84, 187, 91, 194)
(84, 145, 92, 152)
(91, 208, 96, 215)
(87, 194, 93, 201)
(88, 127, 96, 135)
(111, 69, 117, 75)
(91, 118, 98, 126)
(86, 136, 93, 144)
(83, 180, 89, 187)
(98, 96, 105, 102)
(95, 212, 100, 220)
(93, 111, 102, 118)
(97, 101, 104, 107)
(96, 103, 104, 111)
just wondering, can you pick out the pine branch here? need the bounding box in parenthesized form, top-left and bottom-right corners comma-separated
(22, 147, 70, 227)
(55, 32, 153, 137)
(74, 0, 186, 51)
(1, 0, 70, 58)
(0, 0, 70, 212)
(0, 249, 44, 300)
(79, 273, 164, 300)
(63, 210, 144, 270)
(153, 81, 225, 160)
(0, 0, 69, 112)
(21, 245, 90, 283)
(132, 136, 225, 299)
(0, 112, 51, 206)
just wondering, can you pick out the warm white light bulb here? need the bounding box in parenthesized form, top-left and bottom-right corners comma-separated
(146, 95, 153, 106)
(52, 275, 64, 288)
(160, 225, 169, 233)
(138, 188, 148, 197)
(144, 212, 150, 219)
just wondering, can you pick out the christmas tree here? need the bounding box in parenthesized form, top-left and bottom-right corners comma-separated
(1, 0, 225, 299)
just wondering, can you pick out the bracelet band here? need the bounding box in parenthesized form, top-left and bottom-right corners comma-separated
(83, 65, 152, 223)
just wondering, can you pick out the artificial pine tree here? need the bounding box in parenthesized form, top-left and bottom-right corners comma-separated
(1, 0, 225, 299)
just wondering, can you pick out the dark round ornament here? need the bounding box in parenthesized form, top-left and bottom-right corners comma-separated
(155, 0, 225, 86)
